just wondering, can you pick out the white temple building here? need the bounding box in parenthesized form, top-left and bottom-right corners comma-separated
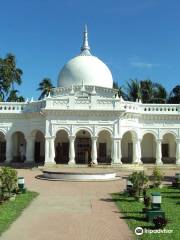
(0, 26, 180, 166)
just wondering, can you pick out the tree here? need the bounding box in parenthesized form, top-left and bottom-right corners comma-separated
(6, 90, 25, 102)
(37, 78, 54, 100)
(113, 81, 127, 99)
(124, 79, 168, 103)
(0, 53, 23, 101)
(140, 80, 167, 103)
(125, 79, 141, 101)
(168, 85, 180, 103)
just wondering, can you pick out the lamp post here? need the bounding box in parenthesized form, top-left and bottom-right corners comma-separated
(151, 192, 161, 210)
(18, 177, 26, 193)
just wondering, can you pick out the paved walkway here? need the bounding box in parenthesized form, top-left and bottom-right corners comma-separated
(1, 169, 133, 240)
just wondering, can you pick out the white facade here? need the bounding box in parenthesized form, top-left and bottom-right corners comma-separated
(0, 27, 180, 166)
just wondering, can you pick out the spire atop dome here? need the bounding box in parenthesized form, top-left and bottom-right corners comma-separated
(80, 25, 91, 56)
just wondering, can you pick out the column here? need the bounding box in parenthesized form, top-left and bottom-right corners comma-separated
(112, 138, 122, 164)
(176, 139, 180, 165)
(69, 136, 75, 164)
(91, 137, 97, 164)
(25, 136, 35, 162)
(132, 137, 142, 164)
(5, 134, 12, 163)
(156, 139, 163, 165)
(45, 136, 55, 164)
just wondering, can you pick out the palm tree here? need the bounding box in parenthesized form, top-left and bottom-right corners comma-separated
(124, 79, 168, 103)
(140, 80, 167, 103)
(125, 79, 141, 101)
(113, 81, 127, 99)
(6, 90, 25, 102)
(168, 85, 180, 103)
(0, 53, 23, 101)
(37, 78, 54, 100)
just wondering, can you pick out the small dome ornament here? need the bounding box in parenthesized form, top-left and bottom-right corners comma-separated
(81, 80, 86, 92)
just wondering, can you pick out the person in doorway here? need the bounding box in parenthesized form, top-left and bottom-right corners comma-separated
(19, 144, 25, 162)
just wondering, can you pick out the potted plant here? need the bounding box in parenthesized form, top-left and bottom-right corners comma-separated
(153, 216, 168, 229)
(128, 171, 149, 200)
(143, 196, 151, 212)
(152, 167, 164, 188)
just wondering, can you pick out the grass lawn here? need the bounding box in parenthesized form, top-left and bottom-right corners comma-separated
(112, 187, 180, 240)
(0, 191, 38, 236)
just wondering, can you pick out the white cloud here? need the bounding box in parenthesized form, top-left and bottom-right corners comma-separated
(130, 62, 155, 68)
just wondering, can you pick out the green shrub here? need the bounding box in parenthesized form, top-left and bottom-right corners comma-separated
(0, 167, 17, 199)
(128, 171, 149, 198)
(152, 167, 164, 187)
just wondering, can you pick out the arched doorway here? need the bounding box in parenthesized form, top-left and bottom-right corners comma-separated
(97, 130, 112, 164)
(55, 130, 69, 164)
(75, 130, 91, 164)
(34, 130, 45, 163)
(141, 133, 156, 163)
(121, 131, 133, 163)
(0, 132, 6, 162)
(162, 133, 176, 164)
(12, 131, 26, 162)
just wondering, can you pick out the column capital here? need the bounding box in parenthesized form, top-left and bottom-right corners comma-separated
(25, 134, 35, 141)
(45, 135, 55, 140)
(69, 135, 76, 141)
(91, 136, 98, 141)
(112, 137, 122, 141)
(156, 138, 162, 143)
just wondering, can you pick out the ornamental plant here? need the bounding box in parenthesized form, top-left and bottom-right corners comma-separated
(128, 171, 149, 198)
(0, 167, 17, 200)
(152, 167, 164, 187)
(153, 216, 168, 229)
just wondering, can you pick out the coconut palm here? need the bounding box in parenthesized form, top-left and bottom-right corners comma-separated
(113, 81, 127, 99)
(140, 80, 167, 103)
(37, 78, 54, 100)
(125, 79, 141, 101)
(0, 53, 23, 101)
(6, 90, 25, 102)
(168, 85, 180, 103)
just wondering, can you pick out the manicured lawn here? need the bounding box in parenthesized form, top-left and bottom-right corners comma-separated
(0, 191, 38, 236)
(112, 187, 180, 240)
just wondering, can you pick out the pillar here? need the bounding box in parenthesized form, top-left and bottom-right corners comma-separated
(176, 139, 180, 165)
(25, 136, 35, 162)
(5, 134, 12, 163)
(112, 138, 122, 164)
(69, 136, 75, 164)
(91, 137, 97, 164)
(132, 137, 142, 164)
(45, 136, 55, 164)
(156, 139, 163, 165)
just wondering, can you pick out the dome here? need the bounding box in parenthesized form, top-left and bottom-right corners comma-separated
(57, 26, 113, 88)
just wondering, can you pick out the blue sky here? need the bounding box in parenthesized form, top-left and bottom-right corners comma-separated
(0, 0, 180, 99)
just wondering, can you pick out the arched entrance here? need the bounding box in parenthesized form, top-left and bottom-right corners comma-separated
(97, 130, 112, 164)
(121, 131, 133, 163)
(162, 133, 176, 164)
(141, 133, 156, 163)
(34, 130, 45, 163)
(0, 132, 6, 162)
(55, 130, 69, 164)
(12, 131, 26, 162)
(75, 130, 91, 164)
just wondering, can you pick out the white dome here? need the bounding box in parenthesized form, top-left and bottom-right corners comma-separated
(58, 55, 113, 88)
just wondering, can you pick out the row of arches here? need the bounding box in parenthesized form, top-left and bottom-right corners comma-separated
(0, 129, 178, 164)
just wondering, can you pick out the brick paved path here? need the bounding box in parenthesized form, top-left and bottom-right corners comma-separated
(1, 169, 133, 240)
